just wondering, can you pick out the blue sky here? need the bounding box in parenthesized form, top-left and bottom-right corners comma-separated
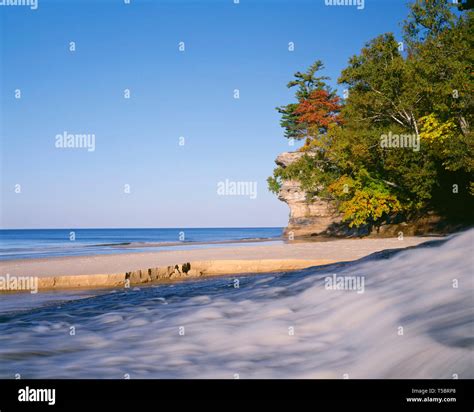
(0, 0, 410, 229)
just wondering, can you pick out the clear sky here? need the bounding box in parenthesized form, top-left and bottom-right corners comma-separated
(0, 0, 410, 229)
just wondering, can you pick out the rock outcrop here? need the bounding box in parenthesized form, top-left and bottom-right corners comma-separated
(1, 259, 335, 292)
(274, 152, 459, 238)
(275, 152, 342, 238)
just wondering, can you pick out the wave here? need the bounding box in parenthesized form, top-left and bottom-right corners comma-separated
(92, 237, 283, 249)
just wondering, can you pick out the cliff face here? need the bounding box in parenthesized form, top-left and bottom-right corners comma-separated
(275, 152, 342, 238)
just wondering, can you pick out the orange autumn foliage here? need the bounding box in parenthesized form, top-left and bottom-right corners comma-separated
(294, 89, 343, 130)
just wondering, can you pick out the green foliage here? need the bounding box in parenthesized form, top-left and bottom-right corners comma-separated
(403, 0, 456, 46)
(287, 60, 329, 100)
(267, 175, 281, 195)
(276, 103, 307, 140)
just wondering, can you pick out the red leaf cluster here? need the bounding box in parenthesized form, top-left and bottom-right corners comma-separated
(294, 89, 343, 129)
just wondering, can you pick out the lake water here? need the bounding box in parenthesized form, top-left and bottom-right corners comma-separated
(0, 227, 283, 261)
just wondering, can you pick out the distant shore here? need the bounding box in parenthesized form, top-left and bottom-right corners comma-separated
(0, 235, 440, 293)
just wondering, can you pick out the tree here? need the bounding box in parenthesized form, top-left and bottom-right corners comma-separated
(339, 33, 423, 139)
(403, 0, 456, 47)
(276, 60, 334, 141)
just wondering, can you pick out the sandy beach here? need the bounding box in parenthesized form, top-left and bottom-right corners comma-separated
(0, 235, 440, 291)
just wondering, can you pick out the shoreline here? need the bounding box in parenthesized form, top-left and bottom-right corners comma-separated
(0, 235, 441, 293)
(0, 236, 284, 262)
(1, 259, 337, 293)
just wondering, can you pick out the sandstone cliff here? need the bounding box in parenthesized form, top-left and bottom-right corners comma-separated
(275, 152, 342, 238)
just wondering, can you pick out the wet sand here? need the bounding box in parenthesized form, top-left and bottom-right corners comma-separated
(0, 236, 441, 291)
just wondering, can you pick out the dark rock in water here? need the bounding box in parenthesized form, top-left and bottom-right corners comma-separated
(182, 263, 191, 274)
